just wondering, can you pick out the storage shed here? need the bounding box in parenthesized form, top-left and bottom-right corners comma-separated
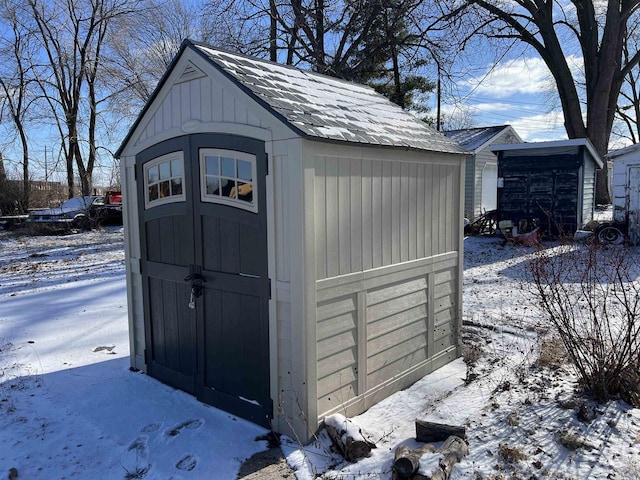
(116, 40, 466, 440)
(444, 125, 522, 220)
(607, 143, 640, 245)
(491, 139, 603, 237)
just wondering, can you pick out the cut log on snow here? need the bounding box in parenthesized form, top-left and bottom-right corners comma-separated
(324, 413, 375, 462)
(393, 435, 469, 480)
(393, 444, 437, 477)
(426, 436, 469, 480)
(415, 420, 466, 443)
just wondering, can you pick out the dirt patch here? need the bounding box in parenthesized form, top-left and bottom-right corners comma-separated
(236, 447, 294, 479)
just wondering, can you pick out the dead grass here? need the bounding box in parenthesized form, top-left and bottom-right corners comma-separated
(498, 444, 528, 463)
(535, 335, 567, 369)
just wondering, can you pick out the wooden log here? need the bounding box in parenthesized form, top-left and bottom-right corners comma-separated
(415, 420, 466, 443)
(324, 414, 375, 462)
(392, 444, 436, 478)
(414, 435, 469, 480)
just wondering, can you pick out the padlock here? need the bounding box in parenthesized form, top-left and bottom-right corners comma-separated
(188, 289, 196, 309)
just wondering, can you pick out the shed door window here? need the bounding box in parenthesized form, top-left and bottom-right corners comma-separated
(144, 152, 185, 209)
(200, 149, 257, 213)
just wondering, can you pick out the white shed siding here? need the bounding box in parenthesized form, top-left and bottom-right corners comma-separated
(314, 154, 460, 280)
(473, 149, 497, 218)
(311, 145, 462, 420)
(612, 157, 633, 223)
(315, 253, 459, 418)
(464, 156, 475, 219)
(582, 158, 596, 225)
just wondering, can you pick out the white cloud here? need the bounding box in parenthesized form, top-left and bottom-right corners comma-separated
(511, 111, 567, 141)
(462, 55, 583, 99)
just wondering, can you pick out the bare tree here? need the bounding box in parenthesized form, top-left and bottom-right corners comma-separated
(210, 0, 440, 110)
(0, 0, 36, 211)
(27, 0, 138, 198)
(441, 0, 640, 204)
(106, 0, 226, 110)
(615, 21, 640, 144)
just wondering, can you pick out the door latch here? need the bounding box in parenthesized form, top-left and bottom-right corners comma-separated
(185, 271, 206, 309)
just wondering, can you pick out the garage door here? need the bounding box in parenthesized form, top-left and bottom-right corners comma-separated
(136, 134, 271, 427)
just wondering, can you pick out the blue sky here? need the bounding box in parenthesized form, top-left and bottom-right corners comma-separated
(437, 54, 570, 142)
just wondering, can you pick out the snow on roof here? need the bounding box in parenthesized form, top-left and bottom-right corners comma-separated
(443, 125, 511, 152)
(190, 41, 463, 155)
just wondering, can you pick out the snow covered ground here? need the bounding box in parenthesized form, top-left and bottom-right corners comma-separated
(1, 226, 639, 479)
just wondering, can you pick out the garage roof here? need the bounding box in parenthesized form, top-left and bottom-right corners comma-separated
(188, 41, 462, 154)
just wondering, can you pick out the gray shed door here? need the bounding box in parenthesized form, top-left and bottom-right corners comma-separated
(136, 134, 271, 427)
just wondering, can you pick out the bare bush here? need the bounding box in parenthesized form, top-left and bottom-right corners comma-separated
(529, 244, 640, 406)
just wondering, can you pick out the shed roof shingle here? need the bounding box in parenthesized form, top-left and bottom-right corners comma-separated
(443, 125, 511, 152)
(190, 41, 463, 155)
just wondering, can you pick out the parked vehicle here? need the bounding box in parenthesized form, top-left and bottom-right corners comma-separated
(27, 194, 122, 232)
(94, 190, 123, 226)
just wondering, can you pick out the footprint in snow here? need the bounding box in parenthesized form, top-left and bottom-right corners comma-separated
(128, 436, 149, 457)
(122, 436, 151, 478)
(141, 423, 162, 433)
(165, 419, 204, 437)
(175, 454, 198, 471)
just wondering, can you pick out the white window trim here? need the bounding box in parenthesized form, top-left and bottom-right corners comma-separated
(199, 149, 258, 213)
(144, 151, 186, 209)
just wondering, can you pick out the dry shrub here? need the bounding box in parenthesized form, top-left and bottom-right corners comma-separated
(529, 243, 640, 406)
(463, 342, 483, 366)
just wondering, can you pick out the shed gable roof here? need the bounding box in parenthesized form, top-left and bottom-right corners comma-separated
(443, 125, 517, 153)
(188, 41, 462, 154)
(491, 138, 604, 168)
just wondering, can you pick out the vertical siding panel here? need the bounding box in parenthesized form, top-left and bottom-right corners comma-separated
(275, 155, 290, 282)
(443, 166, 452, 252)
(212, 84, 223, 122)
(180, 83, 190, 124)
(161, 89, 172, 132)
(325, 157, 339, 277)
(425, 164, 434, 257)
(391, 162, 401, 264)
(400, 162, 410, 263)
(446, 166, 452, 252)
(191, 80, 201, 121)
(432, 164, 442, 254)
(362, 159, 373, 271)
(200, 77, 212, 122)
(235, 99, 248, 124)
(222, 88, 235, 122)
(408, 163, 417, 261)
(315, 158, 327, 280)
(382, 162, 392, 266)
(170, 86, 181, 128)
(350, 158, 363, 272)
(372, 160, 383, 268)
(416, 163, 425, 259)
(338, 159, 351, 275)
(248, 110, 261, 127)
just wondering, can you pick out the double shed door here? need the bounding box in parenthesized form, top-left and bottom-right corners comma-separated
(136, 134, 271, 427)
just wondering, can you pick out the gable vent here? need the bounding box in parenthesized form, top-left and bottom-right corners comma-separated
(177, 62, 206, 83)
